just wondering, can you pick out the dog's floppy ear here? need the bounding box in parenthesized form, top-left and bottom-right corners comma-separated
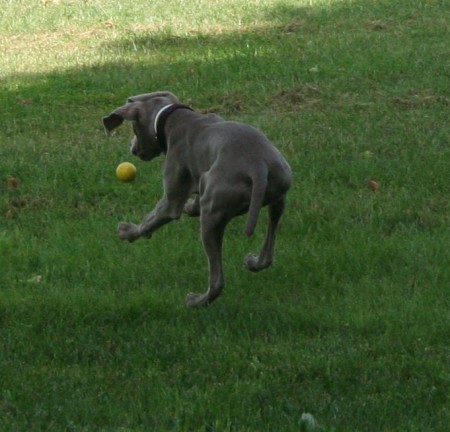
(102, 101, 140, 133)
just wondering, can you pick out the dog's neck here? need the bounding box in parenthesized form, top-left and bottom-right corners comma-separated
(154, 104, 193, 153)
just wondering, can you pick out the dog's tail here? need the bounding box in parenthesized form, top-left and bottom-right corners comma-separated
(245, 167, 268, 237)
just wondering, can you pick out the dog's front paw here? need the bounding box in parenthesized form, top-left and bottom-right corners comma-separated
(117, 222, 141, 242)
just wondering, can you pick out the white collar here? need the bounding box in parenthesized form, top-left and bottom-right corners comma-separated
(154, 104, 174, 135)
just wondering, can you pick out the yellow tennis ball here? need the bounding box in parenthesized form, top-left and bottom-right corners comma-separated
(116, 162, 137, 182)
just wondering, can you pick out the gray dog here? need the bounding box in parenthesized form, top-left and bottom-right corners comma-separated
(103, 91, 291, 307)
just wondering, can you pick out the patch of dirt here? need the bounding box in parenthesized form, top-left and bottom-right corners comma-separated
(280, 20, 305, 34)
(3, 194, 52, 219)
(201, 91, 248, 114)
(368, 20, 388, 31)
(392, 92, 450, 108)
(269, 85, 322, 111)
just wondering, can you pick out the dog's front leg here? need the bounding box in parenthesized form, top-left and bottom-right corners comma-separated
(118, 195, 183, 242)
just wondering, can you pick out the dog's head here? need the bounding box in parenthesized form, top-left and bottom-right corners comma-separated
(103, 91, 179, 161)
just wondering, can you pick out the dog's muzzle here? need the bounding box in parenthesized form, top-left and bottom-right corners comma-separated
(130, 137, 162, 161)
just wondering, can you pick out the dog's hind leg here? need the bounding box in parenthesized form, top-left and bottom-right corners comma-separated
(244, 195, 286, 272)
(186, 212, 228, 307)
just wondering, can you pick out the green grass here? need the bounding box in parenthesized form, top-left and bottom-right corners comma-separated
(1, 0, 449, 430)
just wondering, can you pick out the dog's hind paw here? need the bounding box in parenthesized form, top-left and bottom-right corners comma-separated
(183, 198, 200, 217)
(185, 292, 209, 307)
(244, 253, 272, 272)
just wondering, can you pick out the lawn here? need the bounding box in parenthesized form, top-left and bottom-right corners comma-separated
(0, 0, 449, 430)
